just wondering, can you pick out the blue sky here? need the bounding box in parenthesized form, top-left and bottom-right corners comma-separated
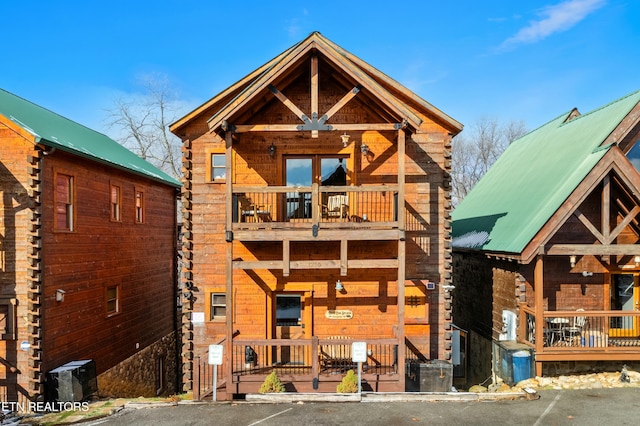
(2, 0, 638, 135)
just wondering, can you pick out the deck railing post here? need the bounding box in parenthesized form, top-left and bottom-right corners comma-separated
(193, 356, 200, 401)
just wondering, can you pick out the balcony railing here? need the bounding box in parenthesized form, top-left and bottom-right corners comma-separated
(232, 184, 399, 229)
(521, 305, 640, 350)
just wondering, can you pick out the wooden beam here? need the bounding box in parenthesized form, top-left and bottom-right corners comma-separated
(534, 255, 544, 377)
(397, 129, 405, 230)
(225, 132, 233, 231)
(232, 259, 399, 270)
(340, 239, 348, 276)
(608, 205, 640, 244)
(574, 208, 605, 244)
(322, 85, 361, 123)
(268, 84, 309, 124)
(311, 53, 319, 138)
(602, 175, 610, 243)
(232, 229, 402, 241)
(283, 239, 290, 277)
(231, 123, 401, 133)
(546, 244, 640, 256)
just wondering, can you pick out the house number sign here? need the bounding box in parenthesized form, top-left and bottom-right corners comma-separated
(325, 310, 353, 319)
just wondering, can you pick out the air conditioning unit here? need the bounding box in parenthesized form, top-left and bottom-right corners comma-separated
(46, 360, 97, 402)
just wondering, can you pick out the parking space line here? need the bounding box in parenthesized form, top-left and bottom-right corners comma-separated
(248, 407, 293, 425)
(533, 393, 561, 426)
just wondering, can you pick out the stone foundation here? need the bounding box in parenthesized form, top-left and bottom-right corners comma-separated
(97, 332, 178, 398)
(541, 360, 640, 377)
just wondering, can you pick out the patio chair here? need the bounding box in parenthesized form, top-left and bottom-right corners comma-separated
(563, 309, 586, 345)
(321, 194, 349, 220)
(319, 336, 353, 371)
(239, 196, 272, 222)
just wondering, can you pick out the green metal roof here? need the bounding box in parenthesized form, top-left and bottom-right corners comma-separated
(0, 88, 180, 187)
(452, 89, 640, 254)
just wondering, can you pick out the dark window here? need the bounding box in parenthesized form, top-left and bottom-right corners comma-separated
(276, 295, 301, 326)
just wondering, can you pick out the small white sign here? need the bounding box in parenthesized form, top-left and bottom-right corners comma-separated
(208, 344, 224, 365)
(192, 312, 205, 324)
(351, 341, 367, 363)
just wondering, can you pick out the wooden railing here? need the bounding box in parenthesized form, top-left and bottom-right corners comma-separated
(193, 336, 406, 399)
(193, 335, 228, 401)
(521, 305, 640, 350)
(232, 184, 399, 228)
(232, 337, 399, 377)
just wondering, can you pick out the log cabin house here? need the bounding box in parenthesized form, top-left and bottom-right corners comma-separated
(452, 90, 640, 383)
(0, 88, 181, 402)
(170, 32, 463, 398)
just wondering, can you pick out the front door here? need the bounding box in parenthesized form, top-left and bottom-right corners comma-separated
(274, 293, 310, 365)
(610, 274, 640, 337)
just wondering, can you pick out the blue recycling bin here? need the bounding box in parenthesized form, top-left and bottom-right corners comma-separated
(512, 350, 531, 383)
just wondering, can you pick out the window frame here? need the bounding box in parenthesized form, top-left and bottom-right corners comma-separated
(134, 188, 144, 224)
(54, 172, 75, 232)
(0, 298, 17, 340)
(208, 292, 226, 321)
(110, 183, 121, 222)
(106, 284, 120, 317)
(208, 152, 227, 182)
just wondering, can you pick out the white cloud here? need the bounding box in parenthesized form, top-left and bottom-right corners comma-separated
(499, 0, 606, 50)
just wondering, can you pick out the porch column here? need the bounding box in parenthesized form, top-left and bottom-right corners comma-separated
(534, 253, 544, 377)
(224, 131, 234, 400)
(397, 128, 406, 385)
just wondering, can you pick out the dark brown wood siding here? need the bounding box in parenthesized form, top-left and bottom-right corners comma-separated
(38, 150, 177, 375)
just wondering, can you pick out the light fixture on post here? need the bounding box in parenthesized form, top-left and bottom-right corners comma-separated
(268, 143, 276, 158)
(569, 255, 576, 268)
(340, 133, 350, 147)
(360, 142, 369, 156)
(56, 289, 65, 302)
(635, 255, 640, 267)
(335, 280, 344, 291)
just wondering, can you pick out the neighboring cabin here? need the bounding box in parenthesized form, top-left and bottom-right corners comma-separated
(170, 32, 462, 399)
(452, 90, 640, 384)
(0, 88, 180, 402)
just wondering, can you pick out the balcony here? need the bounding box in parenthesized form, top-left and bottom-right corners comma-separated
(520, 305, 640, 362)
(231, 184, 400, 240)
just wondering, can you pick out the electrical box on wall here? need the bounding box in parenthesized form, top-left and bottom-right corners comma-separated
(499, 310, 517, 341)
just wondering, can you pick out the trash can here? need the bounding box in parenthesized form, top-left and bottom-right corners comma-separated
(512, 350, 531, 384)
(405, 360, 453, 392)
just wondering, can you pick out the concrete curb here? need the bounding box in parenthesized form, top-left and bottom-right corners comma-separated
(243, 389, 536, 403)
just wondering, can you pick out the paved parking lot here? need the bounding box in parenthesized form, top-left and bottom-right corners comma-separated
(77, 388, 640, 426)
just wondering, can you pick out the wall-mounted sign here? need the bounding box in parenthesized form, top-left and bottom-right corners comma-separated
(325, 310, 353, 320)
(192, 312, 205, 324)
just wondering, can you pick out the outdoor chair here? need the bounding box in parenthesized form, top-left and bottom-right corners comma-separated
(321, 194, 349, 220)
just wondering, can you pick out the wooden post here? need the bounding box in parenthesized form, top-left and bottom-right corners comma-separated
(193, 356, 200, 401)
(534, 253, 544, 377)
(225, 131, 234, 400)
(396, 128, 406, 386)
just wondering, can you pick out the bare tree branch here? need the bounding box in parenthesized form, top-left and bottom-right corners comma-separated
(451, 117, 527, 206)
(105, 74, 182, 178)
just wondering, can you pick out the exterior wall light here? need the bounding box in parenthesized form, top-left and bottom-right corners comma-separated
(341, 133, 350, 147)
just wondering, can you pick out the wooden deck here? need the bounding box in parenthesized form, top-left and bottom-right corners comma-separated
(520, 306, 640, 366)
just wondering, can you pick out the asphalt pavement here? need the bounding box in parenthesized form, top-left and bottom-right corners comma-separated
(68, 388, 640, 426)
